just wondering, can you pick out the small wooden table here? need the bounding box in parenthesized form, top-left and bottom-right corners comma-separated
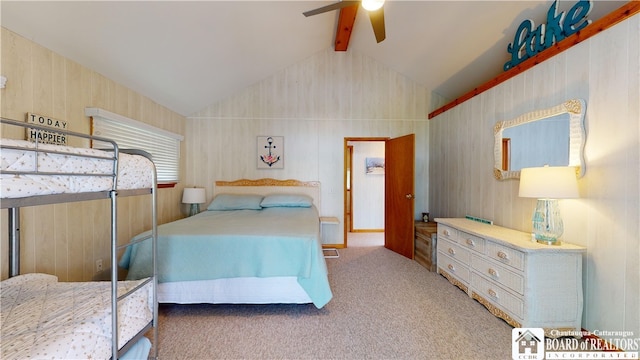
(320, 216, 340, 258)
(414, 221, 437, 271)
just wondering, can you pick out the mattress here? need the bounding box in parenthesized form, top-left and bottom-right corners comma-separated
(1, 138, 154, 198)
(1, 273, 153, 360)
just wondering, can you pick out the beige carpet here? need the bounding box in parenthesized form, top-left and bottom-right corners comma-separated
(346, 232, 384, 247)
(153, 245, 512, 359)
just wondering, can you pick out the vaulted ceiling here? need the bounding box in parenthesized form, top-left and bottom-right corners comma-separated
(1, 1, 625, 116)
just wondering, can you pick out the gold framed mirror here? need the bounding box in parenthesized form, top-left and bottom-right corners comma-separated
(493, 99, 586, 180)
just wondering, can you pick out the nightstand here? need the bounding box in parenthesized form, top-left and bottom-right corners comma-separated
(320, 216, 339, 225)
(320, 216, 339, 243)
(414, 221, 437, 271)
(320, 217, 340, 258)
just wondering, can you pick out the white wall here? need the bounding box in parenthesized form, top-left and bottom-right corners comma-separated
(351, 141, 385, 230)
(429, 14, 639, 345)
(186, 49, 437, 245)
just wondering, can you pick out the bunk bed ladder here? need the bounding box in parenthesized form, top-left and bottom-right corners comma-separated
(111, 157, 158, 360)
(152, 170, 158, 360)
(110, 189, 119, 359)
(8, 207, 20, 276)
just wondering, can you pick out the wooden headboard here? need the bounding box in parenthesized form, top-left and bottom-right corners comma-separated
(214, 178, 321, 209)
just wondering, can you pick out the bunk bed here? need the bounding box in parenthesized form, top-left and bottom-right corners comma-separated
(0, 118, 158, 360)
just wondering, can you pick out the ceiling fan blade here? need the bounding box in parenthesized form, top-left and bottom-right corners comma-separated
(368, 7, 386, 43)
(303, 1, 359, 17)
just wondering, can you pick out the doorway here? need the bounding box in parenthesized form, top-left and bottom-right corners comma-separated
(343, 135, 416, 258)
(344, 137, 387, 248)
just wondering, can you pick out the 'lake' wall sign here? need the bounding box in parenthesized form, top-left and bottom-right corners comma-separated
(504, 0, 593, 71)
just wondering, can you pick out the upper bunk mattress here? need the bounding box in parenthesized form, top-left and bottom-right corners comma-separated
(0, 273, 153, 360)
(1, 138, 154, 198)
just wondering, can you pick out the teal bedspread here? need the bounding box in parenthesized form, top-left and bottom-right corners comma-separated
(120, 206, 332, 308)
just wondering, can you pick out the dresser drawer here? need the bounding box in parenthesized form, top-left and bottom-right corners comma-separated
(471, 273, 524, 319)
(438, 238, 470, 263)
(486, 241, 525, 271)
(438, 253, 470, 284)
(471, 254, 524, 295)
(459, 231, 485, 253)
(438, 225, 457, 241)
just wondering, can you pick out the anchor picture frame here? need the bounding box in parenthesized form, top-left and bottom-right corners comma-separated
(257, 136, 284, 169)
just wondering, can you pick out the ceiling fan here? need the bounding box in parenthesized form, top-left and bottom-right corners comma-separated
(303, 0, 386, 46)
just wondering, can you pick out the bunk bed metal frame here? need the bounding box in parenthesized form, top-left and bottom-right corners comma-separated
(0, 117, 159, 359)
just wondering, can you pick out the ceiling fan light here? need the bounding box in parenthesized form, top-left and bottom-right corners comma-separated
(362, 0, 384, 11)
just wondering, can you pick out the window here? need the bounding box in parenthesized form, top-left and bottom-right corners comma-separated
(86, 108, 183, 183)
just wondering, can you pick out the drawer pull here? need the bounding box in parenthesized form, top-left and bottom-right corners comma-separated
(488, 289, 498, 298)
(447, 264, 455, 272)
(448, 248, 456, 255)
(488, 268, 498, 277)
(465, 238, 475, 247)
(443, 229, 450, 236)
(497, 251, 509, 260)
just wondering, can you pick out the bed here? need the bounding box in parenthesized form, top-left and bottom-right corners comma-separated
(120, 178, 333, 309)
(0, 117, 158, 359)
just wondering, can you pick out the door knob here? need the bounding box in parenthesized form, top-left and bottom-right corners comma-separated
(405, 194, 414, 199)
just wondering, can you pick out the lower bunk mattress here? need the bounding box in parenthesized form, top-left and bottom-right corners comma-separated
(1, 273, 153, 360)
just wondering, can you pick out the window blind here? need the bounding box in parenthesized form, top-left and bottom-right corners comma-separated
(86, 108, 183, 183)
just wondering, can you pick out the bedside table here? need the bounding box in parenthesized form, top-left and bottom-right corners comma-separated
(320, 217, 340, 258)
(414, 221, 437, 271)
(319, 216, 339, 243)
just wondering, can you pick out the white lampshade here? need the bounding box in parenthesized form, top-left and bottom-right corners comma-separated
(182, 187, 206, 204)
(362, 0, 384, 11)
(519, 166, 578, 199)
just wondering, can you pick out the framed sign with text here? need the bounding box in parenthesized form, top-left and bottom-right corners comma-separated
(26, 113, 68, 145)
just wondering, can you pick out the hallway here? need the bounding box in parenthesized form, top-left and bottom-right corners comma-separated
(347, 232, 384, 247)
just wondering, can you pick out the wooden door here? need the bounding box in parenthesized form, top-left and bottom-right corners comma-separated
(384, 134, 415, 259)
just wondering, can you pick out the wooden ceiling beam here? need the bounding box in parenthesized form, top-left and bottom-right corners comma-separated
(334, 4, 359, 51)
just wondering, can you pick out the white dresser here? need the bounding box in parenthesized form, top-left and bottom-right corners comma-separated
(435, 218, 585, 334)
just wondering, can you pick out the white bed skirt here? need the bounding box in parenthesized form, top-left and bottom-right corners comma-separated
(158, 276, 313, 304)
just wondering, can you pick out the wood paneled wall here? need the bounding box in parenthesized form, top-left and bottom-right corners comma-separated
(0, 28, 187, 281)
(429, 14, 639, 342)
(187, 49, 439, 244)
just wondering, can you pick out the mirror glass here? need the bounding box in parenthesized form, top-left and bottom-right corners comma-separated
(493, 99, 586, 180)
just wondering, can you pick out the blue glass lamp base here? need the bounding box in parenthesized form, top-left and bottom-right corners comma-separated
(535, 234, 562, 246)
(532, 199, 563, 245)
(188, 203, 200, 217)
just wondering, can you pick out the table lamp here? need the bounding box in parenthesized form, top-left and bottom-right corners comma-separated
(182, 187, 206, 216)
(518, 166, 578, 245)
